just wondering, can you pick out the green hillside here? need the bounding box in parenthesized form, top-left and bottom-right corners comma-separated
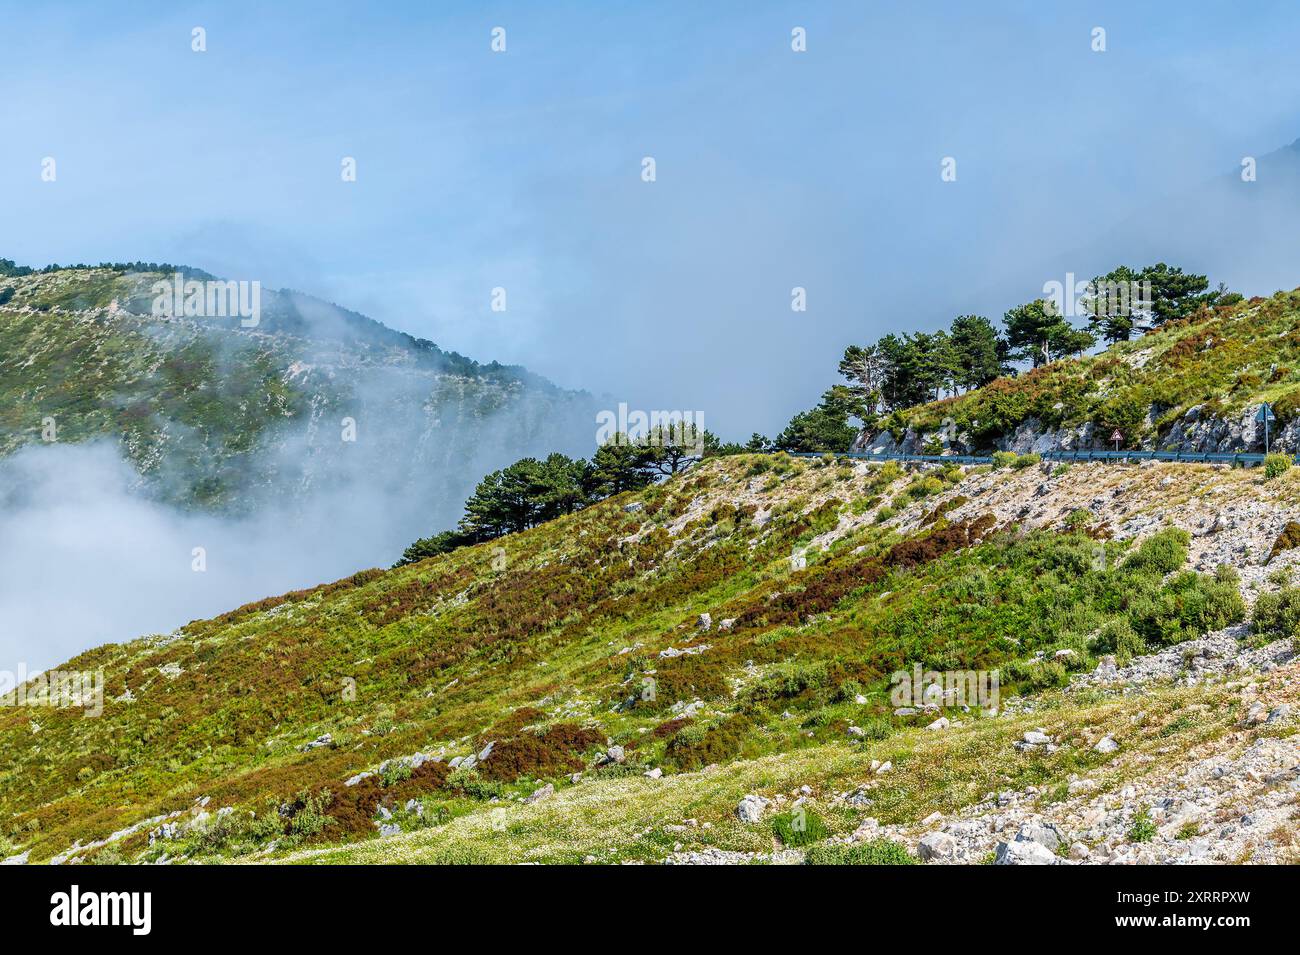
(874, 290, 1300, 453)
(2, 451, 1274, 865)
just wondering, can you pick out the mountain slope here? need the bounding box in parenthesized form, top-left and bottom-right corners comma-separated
(862, 289, 1300, 456)
(0, 263, 595, 511)
(3, 451, 1296, 865)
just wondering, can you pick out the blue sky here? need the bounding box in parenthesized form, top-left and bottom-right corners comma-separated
(5, 1, 1300, 436)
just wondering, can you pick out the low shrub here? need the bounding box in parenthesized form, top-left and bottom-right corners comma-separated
(1250, 586, 1300, 641)
(1264, 453, 1292, 480)
(804, 838, 916, 865)
(856, 717, 893, 741)
(662, 716, 752, 772)
(771, 808, 829, 847)
(1093, 619, 1146, 664)
(1003, 658, 1069, 692)
(478, 723, 604, 782)
(1128, 807, 1157, 843)
(1121, 527, 1190, 576)
(379, 759, 413, 787)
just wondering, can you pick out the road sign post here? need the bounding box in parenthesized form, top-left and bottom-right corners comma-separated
(1257, 403, 1276, 455)
(1110, 429, 1122, 453)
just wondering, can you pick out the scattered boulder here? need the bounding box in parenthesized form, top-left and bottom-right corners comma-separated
(737, 794, 770, 824)
(524, 783, 555, 804)
(1093, 735, 1120, 754)
(1014, 821, 1063, 852)
(1014, 729, 1056, 751)
(697, 613, 712, 631)
(917, 831, 958, 863)
(659, 644, 710, 659)
(994, 839, 1057, 865)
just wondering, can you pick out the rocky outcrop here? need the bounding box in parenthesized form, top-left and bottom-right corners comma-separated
(857, 403, 1290, 457)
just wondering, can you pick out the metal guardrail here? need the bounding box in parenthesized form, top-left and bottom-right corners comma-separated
(790, 449, 1292, 466)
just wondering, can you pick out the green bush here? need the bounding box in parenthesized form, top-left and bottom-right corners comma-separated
(771, 808, 829, 847)
(1011, 452, 1042, 470)
(1122, 528, 1190, 575)
(1128, 570, 1245, 646)
(1003, 658, 1069, 691)
(1065, 508, 1092, 530)
(445, 768, 504, 800)
(1093, 619, 1146, 663)
(804, 838, 916, 865)
(663, 716, 752, 771)
(1128, 807, 1157, 843)
(285, 790, 333, 844)
(380, 759, 413, 787)
(1264, 453, 1292, 480)
(851, 495, 879, 516)
(991, 451, 1018, 469)
(900, 476, 944, 500)
(873, 461, 903, 485)
(856, 717, 893, 741)
(1250, 586, 1300, 641)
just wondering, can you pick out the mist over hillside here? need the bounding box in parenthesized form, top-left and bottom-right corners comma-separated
(0, 264, 600, 670)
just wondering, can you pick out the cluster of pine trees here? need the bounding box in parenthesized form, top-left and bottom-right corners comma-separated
(774, 262, 1234, 453)
(396, 424, 745, 564)
(0, 257, 187, 277)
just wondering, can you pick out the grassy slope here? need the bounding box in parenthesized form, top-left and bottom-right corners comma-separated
(283, 679, 1245, 864)
(882, 289, 1300, 448)
(0, 452, 1264, 864)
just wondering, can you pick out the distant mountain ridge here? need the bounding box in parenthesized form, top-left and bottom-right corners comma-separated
(0, 261, 597, 512)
